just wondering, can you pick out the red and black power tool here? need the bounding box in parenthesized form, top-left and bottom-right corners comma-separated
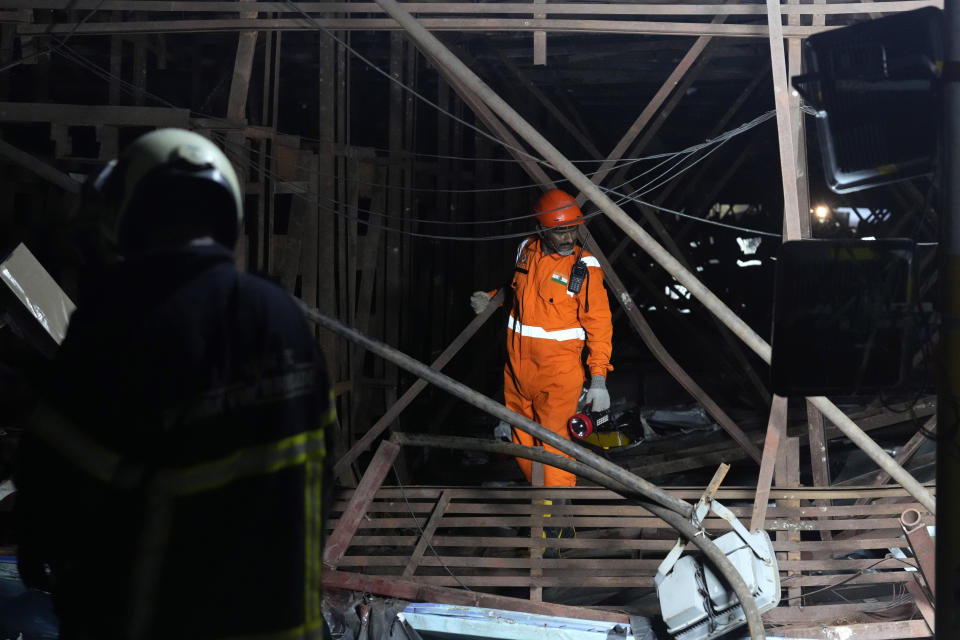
(567, 407, 611, 440)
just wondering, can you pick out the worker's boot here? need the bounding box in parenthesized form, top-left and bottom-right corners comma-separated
(542, 497, 574, 559)
(542, 525, 576, 559)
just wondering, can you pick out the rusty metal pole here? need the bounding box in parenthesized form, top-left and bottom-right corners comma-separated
(900, 508, 936, 598)
(937, 0, 960, 630)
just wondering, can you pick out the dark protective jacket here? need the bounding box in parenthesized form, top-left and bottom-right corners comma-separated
(15, 242, 334, 640)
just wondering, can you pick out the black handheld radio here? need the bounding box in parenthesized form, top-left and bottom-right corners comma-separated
(567, 260, 588, 295)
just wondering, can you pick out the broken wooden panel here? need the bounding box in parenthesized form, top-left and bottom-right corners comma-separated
(326, 483, 932, 630)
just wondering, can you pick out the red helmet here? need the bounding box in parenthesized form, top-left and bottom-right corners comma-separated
(534, 189, 583, 228)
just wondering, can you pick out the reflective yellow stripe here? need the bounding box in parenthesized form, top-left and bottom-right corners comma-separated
(154, 429, 326, 496)
(30, 397, 337, 639)
(30, 402, 337, 495)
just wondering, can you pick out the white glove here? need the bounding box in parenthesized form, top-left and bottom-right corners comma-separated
(494, 421, 512, 442)
(470, 291, 491, 315)
(584, 375, 610, 412)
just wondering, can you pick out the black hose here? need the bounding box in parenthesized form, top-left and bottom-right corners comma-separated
(390, 432, 767, 640)
(301, 305, 691, 517)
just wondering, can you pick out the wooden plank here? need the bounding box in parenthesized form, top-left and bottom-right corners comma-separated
(97, 124, 119, 161)
(341, 513, 926, 530)
(331, 569, 921, 590)
(108, 19, 120, 104)
(339, 504, 931, 522)
(532, 0, 545, 65)
(333, 498, 930, 519)
(333, 291, 504, 478)
(225, 2, 259, 270)
(496, 51, 602, 159)
(322, 439, 401, 568)
(0, 24, 13, 100)
(0, 138, 80, 193)
(16, 1, 941, 17)
(402, 491, 452, 577)
(681, 135, 757, 218)
(617, 33, 723, 166)
(764, 603, 917, 624)
(226, 2, 259, 258)
(132, 31, 146, 105)
(787, 0, 811, 239)
(807, 399, 833, 538)
(340, 174, 387, 484)
(584, 233, 762, 463)
(766, 0, 801, 238)
(18, 16, 852, 38)
(776, 436, 801, 605)
(813, 0, 827, 25)
(432, 76, 451, 359)
(530, 462, 544, 603)
(336, 514, 918, 532)
(853, 416, 936, 503)
(265, 32, 282, 278)
(322, 570, 631, 623)
(0, 101, 190, 126)
(348, 534, 916, 552)
(337, 557, 918, 572)
(772, 620, 931, 639)
(345, 484, 933, 501)
(338, 530, 914, 547)
(751, 395, 787, 531)
(576, 29, 715, 193)
(316, 26, 339, 411)
(324, 571, 921, 589)
(430, 47, 555, 188)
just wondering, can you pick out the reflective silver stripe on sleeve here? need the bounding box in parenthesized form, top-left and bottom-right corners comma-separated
(507, 315, 586, 341)
(581, 256, 601, 268)
(515, 238, 530, 265)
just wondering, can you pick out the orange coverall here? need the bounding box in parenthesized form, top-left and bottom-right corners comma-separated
(501, 237, 613, 486)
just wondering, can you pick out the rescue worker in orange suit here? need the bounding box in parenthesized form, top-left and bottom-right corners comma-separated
(14, 129, 335, 639)
(470, 188, 613, 491)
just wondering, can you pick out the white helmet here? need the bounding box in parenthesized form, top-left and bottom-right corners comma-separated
(91, 128, 243, 252)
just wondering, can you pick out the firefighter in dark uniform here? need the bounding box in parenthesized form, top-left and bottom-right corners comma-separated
(14, 129, 335, 639)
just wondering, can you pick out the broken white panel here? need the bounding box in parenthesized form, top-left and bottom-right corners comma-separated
(400, 604, 638, 640)
(0, 243, 75, 348)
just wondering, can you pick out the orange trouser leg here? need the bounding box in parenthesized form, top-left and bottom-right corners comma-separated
(503, 364, 583, 487)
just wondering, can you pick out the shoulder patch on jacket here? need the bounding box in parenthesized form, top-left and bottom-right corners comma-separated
(515, 238, 532, 266)
(581, 256, 601, 269)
